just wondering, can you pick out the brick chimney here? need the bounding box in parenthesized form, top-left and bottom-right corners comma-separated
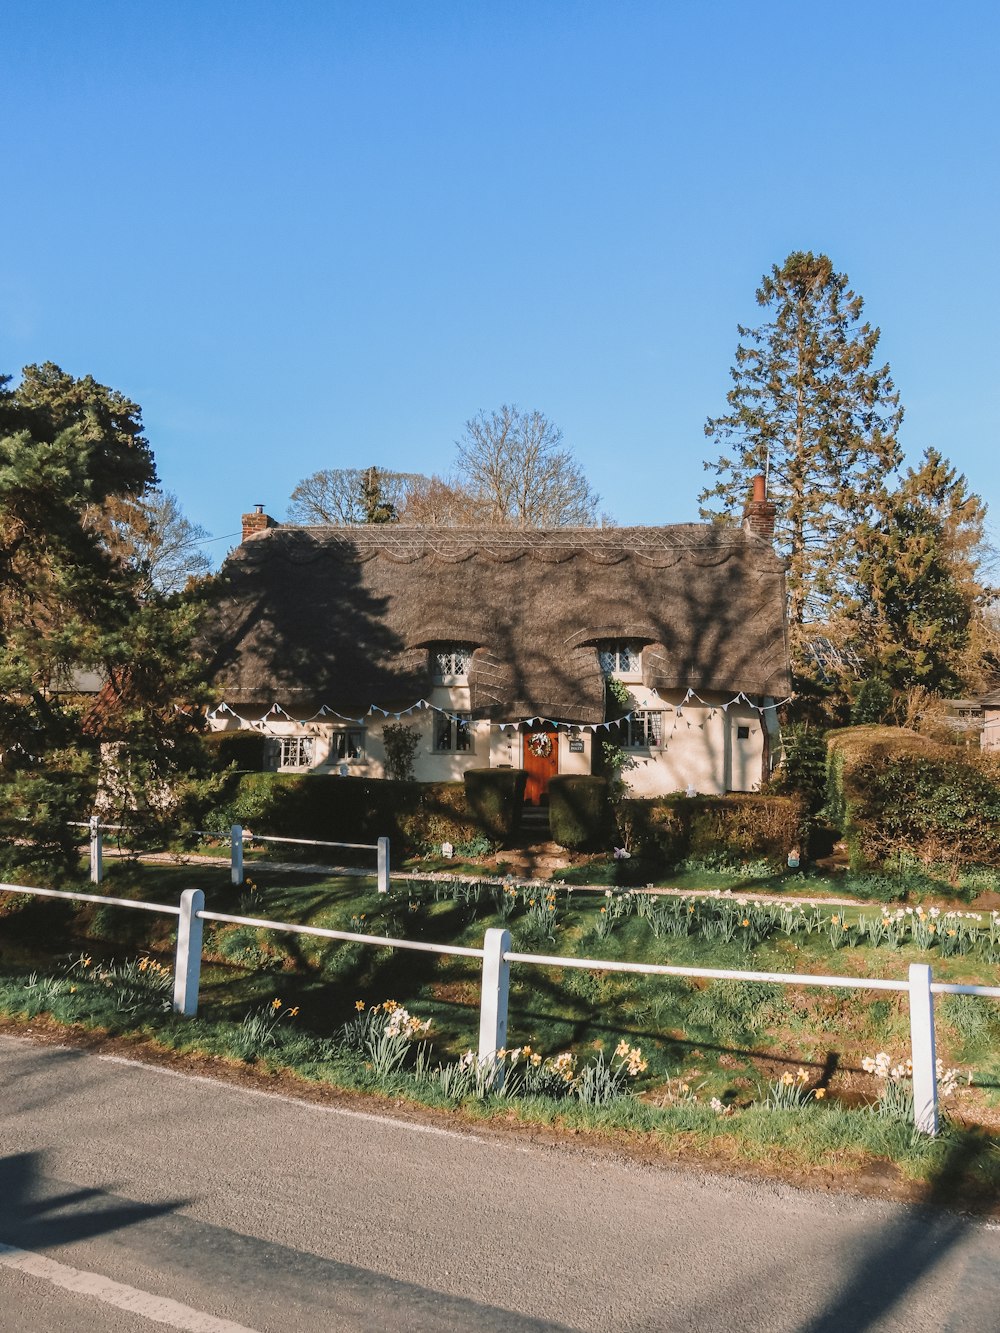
(241, 504, 278, 544)
(743, 474, 776, 542)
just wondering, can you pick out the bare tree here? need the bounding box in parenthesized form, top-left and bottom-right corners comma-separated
(287, 467, 428, 524)
(397, 474, 487, 526)
(456, 405, 599, 528)
(112, 489, 211, 595)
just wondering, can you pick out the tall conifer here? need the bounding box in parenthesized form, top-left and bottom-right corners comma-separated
(700, 252, 904, 637)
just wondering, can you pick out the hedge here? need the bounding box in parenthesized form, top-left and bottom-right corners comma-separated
(204, 773, 481, 855)
(462, 768, 527, 842)
(615, 793, 804, 869)
(826, 725, 1000, 870)
(548, 776, 610, 850)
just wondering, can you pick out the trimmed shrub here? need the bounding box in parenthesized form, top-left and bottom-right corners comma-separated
(204, 774, 480, 854)
(826, 726, 1000, 870)
(619, 793, 803, 870)
(548, 776, 610, 850)
(462, 768, 527, 843)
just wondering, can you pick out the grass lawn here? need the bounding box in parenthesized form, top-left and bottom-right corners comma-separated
(2, 857, 1000, 1204)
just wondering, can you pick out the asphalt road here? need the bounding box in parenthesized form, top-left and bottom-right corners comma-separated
(2, 1033, 998, 1333)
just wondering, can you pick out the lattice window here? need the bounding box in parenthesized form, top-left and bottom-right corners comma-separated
(598, 641, 642, 675)
(431, 643, 473, 680)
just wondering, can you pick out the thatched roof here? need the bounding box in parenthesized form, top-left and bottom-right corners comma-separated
(202, 523, 791, 724)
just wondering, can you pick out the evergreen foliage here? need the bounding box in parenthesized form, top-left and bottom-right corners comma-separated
(825, 727, 1000, 869)
(848, 449, 994, 693)
(700, 252, 903, 637)
(548, 775, 610, 850)
(0, 363, 217, 875)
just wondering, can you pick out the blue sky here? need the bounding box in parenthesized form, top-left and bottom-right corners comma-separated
(3, 1, 997, 562)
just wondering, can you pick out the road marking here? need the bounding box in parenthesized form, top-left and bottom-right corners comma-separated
(0, 1241, 259, 1331)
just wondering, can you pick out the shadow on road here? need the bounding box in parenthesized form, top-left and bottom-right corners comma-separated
(0, 1150, 187, 1251)
(799, 1131, 997, 1333)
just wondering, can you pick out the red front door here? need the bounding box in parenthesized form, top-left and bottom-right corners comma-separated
(523, 729, 559, 805)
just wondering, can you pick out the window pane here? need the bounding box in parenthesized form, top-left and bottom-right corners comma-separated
(598, 648, 615, 674)
(432, 643, 472, 678)
(435, 715, 453, 750)
(455, 715, 471, 751)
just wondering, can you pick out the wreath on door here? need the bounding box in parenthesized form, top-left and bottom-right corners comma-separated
(527, 733, 553, 758)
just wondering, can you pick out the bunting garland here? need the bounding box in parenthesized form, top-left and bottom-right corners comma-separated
(206, 688, 795, 735)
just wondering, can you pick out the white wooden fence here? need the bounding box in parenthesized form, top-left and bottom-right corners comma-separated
(3, 880, 1000, 1137)
(74, 821, 391, 894)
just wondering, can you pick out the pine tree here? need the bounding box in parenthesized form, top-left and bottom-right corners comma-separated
(850, 449, 994, 694)
(0, 364, 215, 875)
(359, 466, 399, 524)
(700, 253, 904, 635)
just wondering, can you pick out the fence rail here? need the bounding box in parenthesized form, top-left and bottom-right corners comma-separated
(3, 879, 998, 1137)
(75, 820, 391, 894)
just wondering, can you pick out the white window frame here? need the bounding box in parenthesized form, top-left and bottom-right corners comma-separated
(434, 711, 473, 754)
(598, 641, 643, 680)
(431, 643, 474, 684)
(278, 736, 315, 770)
(621, 710, 663, 750)
(330, 729, 366, 761)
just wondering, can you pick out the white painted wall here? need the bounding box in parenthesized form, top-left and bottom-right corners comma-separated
(209, 686, 767, 793)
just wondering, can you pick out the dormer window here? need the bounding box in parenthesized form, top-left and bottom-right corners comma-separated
(597, 641, 642, 678)
(431, 643, 473, 683)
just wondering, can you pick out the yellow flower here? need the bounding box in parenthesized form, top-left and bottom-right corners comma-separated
(383, 999, 398, 1011)
(289, 1007, 299, 1017)
(355, 1000, 365, 1011)
(781, 1072, 794, 1086)
(831, 915, 839, 925)
(741, 919, 749, 927)
(814, 1088, 826, 1100)
(271, 997, 282, 1010)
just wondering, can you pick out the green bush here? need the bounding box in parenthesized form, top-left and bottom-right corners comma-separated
(620, 793, 802, 870)
(548, 776, 610, 850)
(204, 773, 480, 853)
(826, 726, 1000, 870)
(202, 731, 268, 771)
(462, 768, 527, 843)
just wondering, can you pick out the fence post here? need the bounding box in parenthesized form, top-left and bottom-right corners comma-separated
(909, 962, 939, 1136)
(478, 928, 512, 1084)
(230, 824, 244, 886)
(89, 815, 103, 885)
(377, 836, 390, 894)
(173, 888, 205, 1017)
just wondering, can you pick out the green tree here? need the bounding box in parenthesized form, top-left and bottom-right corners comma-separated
(850, 449, 993, 694)
(358, 466, 399, 524)
(700, 253, 903, 635)
(0, 364, 214, 874)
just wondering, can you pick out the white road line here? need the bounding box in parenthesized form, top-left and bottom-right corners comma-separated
(0, 1242, 259, 1332)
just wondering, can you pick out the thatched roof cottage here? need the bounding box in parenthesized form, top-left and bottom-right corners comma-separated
(204, 492, 791, 801)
